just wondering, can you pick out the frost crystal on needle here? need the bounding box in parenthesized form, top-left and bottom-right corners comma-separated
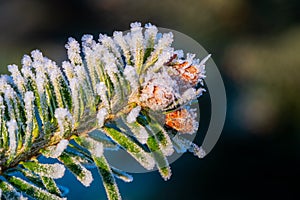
(124, 65, 139, 92)
(97, 108, 108, 128)
(7, 119, 18, 155)
(54, 108, 74, 137)
(45, 139, 69, 158)
(86, 137, 104, 158)
(36, 163, 66, 179)
(126, 106, 141, 123)
(66, 37, 83, 66)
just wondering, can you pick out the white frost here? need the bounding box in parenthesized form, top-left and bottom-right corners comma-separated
(126, 105, 141, 123)
(96, 82, 109, 108)
(54, 108, 74, 136)
(144, 23, 158, 47)
(82, 34, 96, 50)
(65, 37, 82, 65)
(21, 54, 33, 67)
(7, 119, 18, 154)
(24, 91, 35, 144)
(8, 64, 26, 94)
(31, 163, 66, 179)
(69, 78, 80, 121)
(97, 108, 108, 128)
(19, 195, 28, 200)
(190, 144, 206, 159)
(45, 139, 69, 158)
(86, 137, 104, 158)
(78, 164, 93, 187)
(180, 88, 197, 104)
(46, 163, 66, 179)
(62, 61, 75, 81)
(124, 65, 139, 92)
(31, 50, 44, 63)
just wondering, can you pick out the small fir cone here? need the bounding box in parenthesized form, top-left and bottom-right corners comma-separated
(165, 54, 203, 86)
(165, 109, 198, 134)
(141, 85, 174, 110)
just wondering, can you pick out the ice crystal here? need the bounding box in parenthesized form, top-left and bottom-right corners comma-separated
(23, 163, 66, 179)
(86, 137, 104, 158)
(96, 82, 109, 109)
(65, 37, 83, 66)
(72, 160, 93, 187)
(129, 124, 149, 144)
(190, 144, 206, 159)
(20, 195, 28, 200)
(124, 65, 139, 92)
(21, 55, 32, 67)
(126, 106, 141, 123)
(54, 108, 74, 137)
(7, 120, 18, 155)
(8, 64, 26, 95)
(97, 108, 108, 128)
(44, 139, 69, 158)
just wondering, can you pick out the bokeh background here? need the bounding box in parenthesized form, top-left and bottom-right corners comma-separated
(0, 0, 299, 199)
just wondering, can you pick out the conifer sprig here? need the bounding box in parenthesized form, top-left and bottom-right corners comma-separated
(0, 22, 210, 200)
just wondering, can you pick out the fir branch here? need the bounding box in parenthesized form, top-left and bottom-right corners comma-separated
(0, 22, 211, 200)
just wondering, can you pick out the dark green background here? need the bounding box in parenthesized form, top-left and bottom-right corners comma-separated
(0, 0, 299, 199)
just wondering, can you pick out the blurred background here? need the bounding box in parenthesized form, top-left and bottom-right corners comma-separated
(0, 0, 299, 199)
